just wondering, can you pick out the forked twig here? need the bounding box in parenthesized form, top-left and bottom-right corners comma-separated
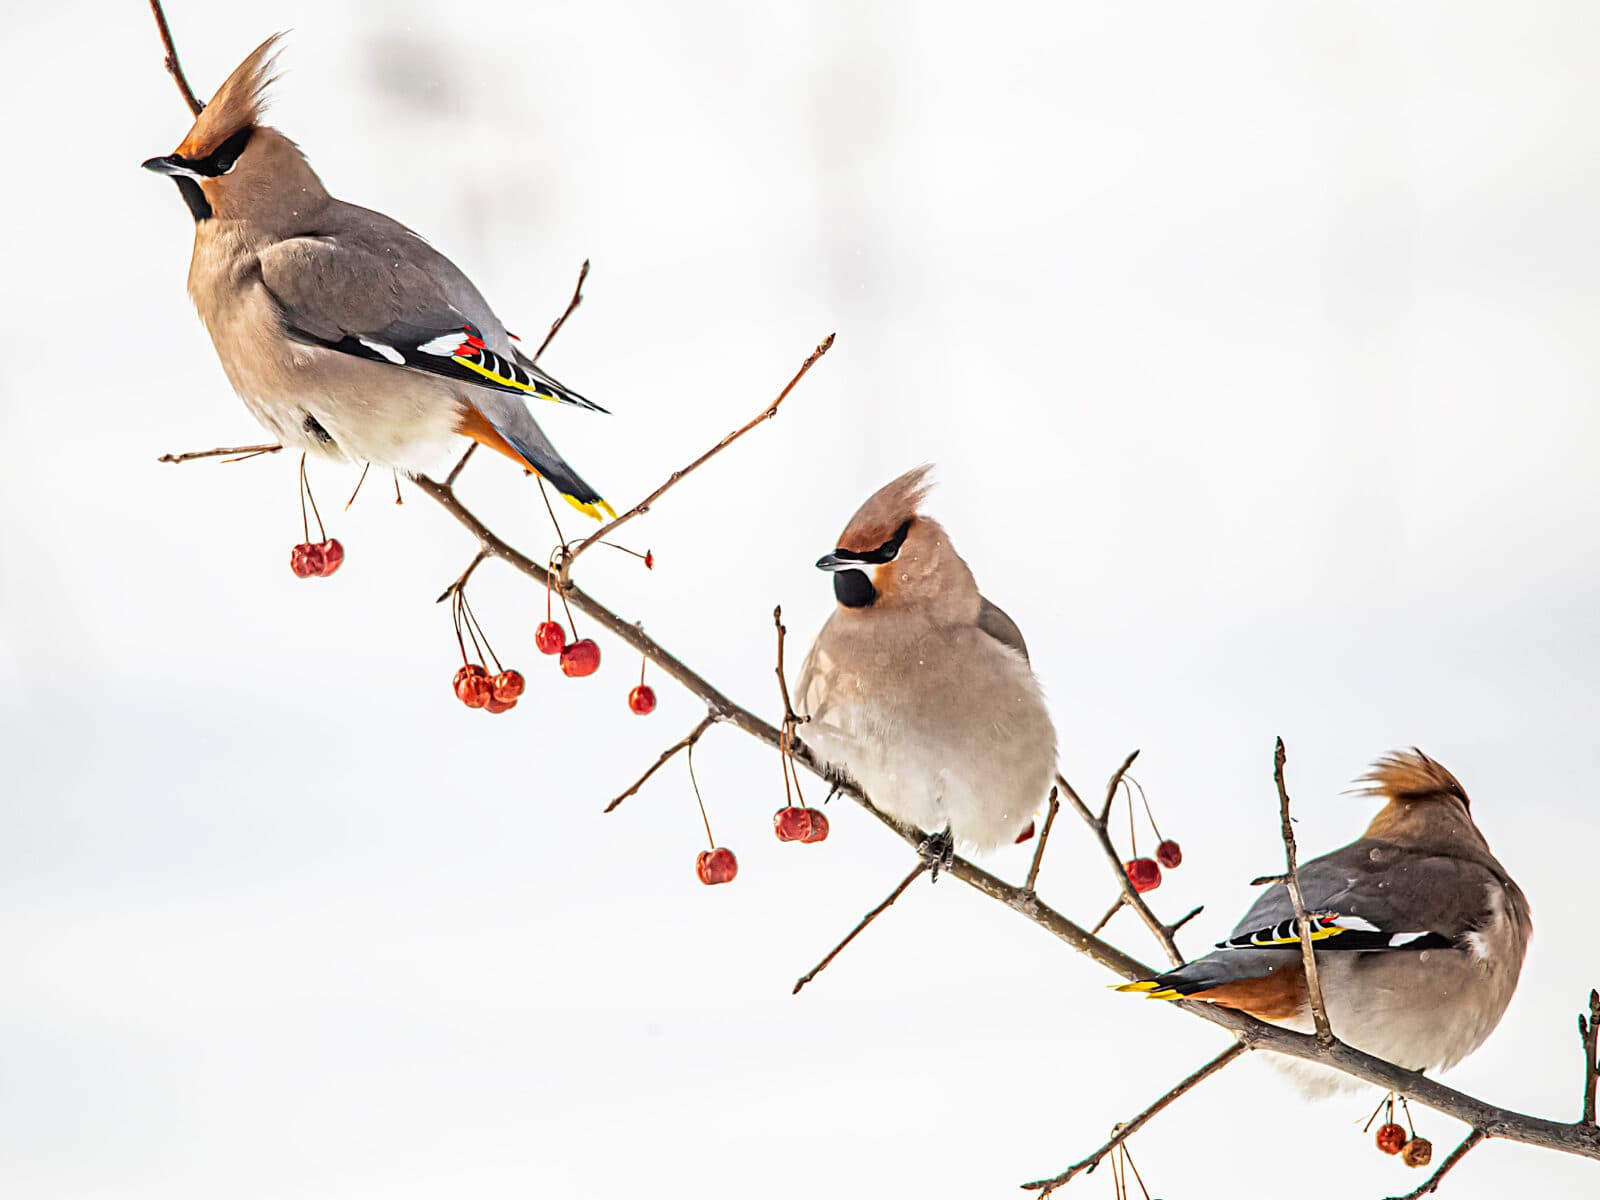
(1059, 757, 1184, 968)
(605, 714, 718, 813)
(558, 333, 835, 585)
(158, 443, 283, 464)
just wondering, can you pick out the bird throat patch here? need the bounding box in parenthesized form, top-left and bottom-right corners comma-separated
(834, 569, 875, 608)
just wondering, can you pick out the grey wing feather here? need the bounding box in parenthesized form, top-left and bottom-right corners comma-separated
(258, 207, 502, 346)
(977, 596, 1029, 662)
(1233, 842, 1501, 941)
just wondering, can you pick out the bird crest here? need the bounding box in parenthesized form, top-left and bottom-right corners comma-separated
(836, 465, 933, 553)
(1359, 749, 1471, 810)
(176, 32, 286, 158)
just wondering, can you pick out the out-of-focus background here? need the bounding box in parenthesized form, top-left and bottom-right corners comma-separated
(3, 2, 1597, 1196)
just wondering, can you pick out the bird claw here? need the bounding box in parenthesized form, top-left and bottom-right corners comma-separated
(918, 828, 955, 881)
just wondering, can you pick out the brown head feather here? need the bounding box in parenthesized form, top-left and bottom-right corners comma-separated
(176, 33, 287, 158)
(835, 465, 933, 553)
(1359, 749, 1471, 810)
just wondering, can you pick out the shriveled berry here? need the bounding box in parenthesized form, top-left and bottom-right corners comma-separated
(774, 807, 809, 842)
(492, 669, 525, 702)
(1375, 1123, 1406, 1155)
(454, 665, 492, 708)
(317, 538, 344, 576)
(560, 638, 600, 678)
(1125, 857, 1162, 893)
(1156, 839, 1183, 869)
(1014, 820, 1036, 844)
(628, 684, 656, 715)
(799, 809, 829, 844)
(535, 621, 567, 656)
(696, 847, 738, 885)
(290, 542, 325, 578)
(1400, 1137, 1432, 1169)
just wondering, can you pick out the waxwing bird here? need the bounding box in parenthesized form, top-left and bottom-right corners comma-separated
(142, 34, 614, 518)
(1119, 750, 1531, 1094)
(794, 467, 1058, 859)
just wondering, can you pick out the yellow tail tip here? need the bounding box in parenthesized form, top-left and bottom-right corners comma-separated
(1114, 981, 1182, 1000)
(562, 494, 616, 521)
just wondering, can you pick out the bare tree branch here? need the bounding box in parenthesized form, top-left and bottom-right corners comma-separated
(148, 0, 203, 117)
(1274, 737, 1335, 1046)
(792, 862, 928, 995)
(1022, 1040, 1249, 1194)
(1023, 786, 1061, 893)
(158, 443, 283, 464)
(1582, 989, 1600, 1126)
(532, 259, 589, 363)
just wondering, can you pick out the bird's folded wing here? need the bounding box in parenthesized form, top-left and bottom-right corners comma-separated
(1224, 844, 1503, 953)
(976, 595, 1029, 662)
(257, 236, 604, 412)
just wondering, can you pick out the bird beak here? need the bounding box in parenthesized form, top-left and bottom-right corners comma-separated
(815, 552, 853, 572)
(142, 155, 203, 180)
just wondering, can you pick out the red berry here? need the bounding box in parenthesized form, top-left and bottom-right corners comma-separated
(1375, 1124, 1406, 1155)
(1125, 857, 1162, 893)
(799, 809, 829, 844)
(696, 847, 738, 885)
(535, 621, 567, 656)
(1014, 820, 1036, 844)
(560, 638, 600, 678)
(484, 696, 517, 714)
(628, 684, 656, 715)
(454, 665, 492, 708)
(492, 669, 525, 702)
(1401, 1137, 1433, 1168)
(317, 538, 344, 576)
(290, 542, 325, 578)
(1156, 839, 1183, 869)
(644, 551, 655, 570)
(773, 807, 808, 842)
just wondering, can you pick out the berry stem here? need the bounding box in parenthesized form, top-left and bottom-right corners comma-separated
(686, 744, 715, 850)
(460, 591, 502, 674)
(299, 453, 327, 543)
(344, 461, 371, 511)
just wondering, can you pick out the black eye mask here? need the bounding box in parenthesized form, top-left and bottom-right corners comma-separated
(829, 519, 913, 568)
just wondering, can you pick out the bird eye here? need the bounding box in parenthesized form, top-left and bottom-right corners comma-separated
(214, 155, 236, 174)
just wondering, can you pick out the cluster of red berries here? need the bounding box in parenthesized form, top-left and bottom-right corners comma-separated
(453, 664, 525, 713)
(1370, 1097, 1431, 1167)
(1115, 775, 1183, 894)
(773, 805, 829, 843)
(290, 538, 343, 578)
(536, 618, 602, 678)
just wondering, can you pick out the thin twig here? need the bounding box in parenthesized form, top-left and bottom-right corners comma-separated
(148, 0, 203, 117)
(605, 713, 718, 813)
(158, 443, 283, 464)
(1582, 989, 1600, 1125)
(1059, 762, 1184, 968)
(532, 259, 590, 363)
(433, 548, 489, 604)
(1099, 750, 1139, 824)
(444, 443, 477, 488)
(1022, 1040, 1249, 1194)
(1024, 787, 1062, 893)
(1249, 872, 1287, 887)
(557, 333, 834, 586)
(1274, 737, 1335, 1046)
(793, 862, 929, 995)
(1091, 896, 1126, 937)
(1384, 1129, 1487, 1200)
(772, 605, 809, 807)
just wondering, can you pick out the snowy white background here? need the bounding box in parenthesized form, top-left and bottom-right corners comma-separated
(2, 2, 1598, 1196)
